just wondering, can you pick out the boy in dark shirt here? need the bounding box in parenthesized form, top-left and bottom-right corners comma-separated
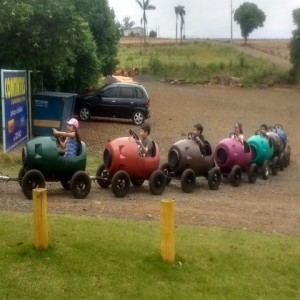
(136, 122, 153, 157)
(193, 123, 206, 155)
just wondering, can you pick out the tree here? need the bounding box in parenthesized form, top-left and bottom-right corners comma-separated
(135, 0, 156, 47)
(122, 16, 135, 30)
(290, 8, 300, 82)
(234, 2, 266, 45)
(0, 0, 100, 92)
(174, 6, 180, 43)
(177, 6, 186, 44)
(71, 0, 120, 76)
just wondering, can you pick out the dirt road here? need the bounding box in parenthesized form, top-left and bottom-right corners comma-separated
(1, 79, 299, 237)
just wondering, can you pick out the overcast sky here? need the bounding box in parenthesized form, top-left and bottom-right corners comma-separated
(108, 0, 299, 39)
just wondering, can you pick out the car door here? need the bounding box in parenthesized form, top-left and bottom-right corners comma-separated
(91, 86, 118, 117)
(114, 86, 136, 118)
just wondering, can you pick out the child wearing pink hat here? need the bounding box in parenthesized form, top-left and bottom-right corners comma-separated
(52, 118, 81, 157)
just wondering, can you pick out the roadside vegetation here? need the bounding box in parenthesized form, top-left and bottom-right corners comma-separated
(118, 41, 290, 87)
(0, 212, 299, 299)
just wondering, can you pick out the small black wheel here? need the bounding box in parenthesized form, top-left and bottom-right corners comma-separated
(132, 110, 145, 125)
(18, 167, 25, 187)
(279, 152, 285, 171)
(111, 170, 130, 198)
(159, 162, 172, 185)
(149, 170, 166, 195)
(180, 168, 196, 193)
(284, 146, 291, 166)
(131, 178, 145, 187)
(208, 167, 221, 190)
(248, 163, 258, 183)
(229, 165, 242, 187)
(21, 169, 45, 200)
(60, 179, 71, 190)
(70, 171, 91, 199)
(271, 156, 279, 176)
(96, 164, 111, 188)
(79, 106, 91, 121)
(262, 161, 270, 180)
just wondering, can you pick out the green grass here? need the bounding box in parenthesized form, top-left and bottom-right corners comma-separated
(0, 211, 299, 299)
(118, 41, 290, 86)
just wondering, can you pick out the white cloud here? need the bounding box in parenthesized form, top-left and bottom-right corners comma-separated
(108, 0, 299, 39)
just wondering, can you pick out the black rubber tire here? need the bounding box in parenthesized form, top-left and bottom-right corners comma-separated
(271, 156, 279, 176)
(247, 163, 258, 183)
(284, 146, 291, 166)
(18, 167, 25, 187)
(132, 110, 145, 125)
(70, 171, 91, 199)
(159, 162, 172, 185)
(279, 152, 285, 171)
(111, 170, 130, 198)
(79, 106, 91, 121)
(149, 170, 166, 195)
(180, 168, 196, 193)
(262, 161, 270, 180)
(96, 164, 111, 188)
(21, 169, 45, 200)
(208, 167, 221, 190)
(131, 178, 145, 187)
(60, 179, 71, 190)
(229, 165, 242, 187)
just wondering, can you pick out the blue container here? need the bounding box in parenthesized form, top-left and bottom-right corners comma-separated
(32, 92, 77, 136)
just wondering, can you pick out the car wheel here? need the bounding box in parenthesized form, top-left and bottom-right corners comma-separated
(248, 163, 258, 183)
(18, 167, 25, 187)
(131, 178, 145, 187)
(159, 162, 172, 185)
(79, 106, 91, 121)
(208, 167, 221, 190)
(96, 164, 111, 188)
(132, 110, 145, 125)
(262, 160, 270, 180)
(21, 169, 45, 200)
(60, 179, 71, 190)
(271, 156, 279, 176)
(149, 170, 166, 195)
(180, 168, 196, 193)
(70, 171, 91, 199)
(111, 170, 130, 198)
(229, 165, 242, 187)
(284, 146, 291, 166)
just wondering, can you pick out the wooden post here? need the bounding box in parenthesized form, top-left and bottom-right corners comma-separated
(33, 188, 48, 249)
(161, 199, 175, 263)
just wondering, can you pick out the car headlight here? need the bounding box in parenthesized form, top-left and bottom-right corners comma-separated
(103, 148, 112, 168)
(216, 148, 227, 164)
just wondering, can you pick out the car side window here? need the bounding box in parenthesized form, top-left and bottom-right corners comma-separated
(135, 88, 144, 98)
(102, 87, 117, 98)
(119, 87, 135, 98)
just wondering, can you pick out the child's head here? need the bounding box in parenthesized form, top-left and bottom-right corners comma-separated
(140, 122, 151, 139)
(193, 123, 203, 135)
(67, 118, 79, 132)
(260, 123, 268, 132)
(234, 122, 243, 134)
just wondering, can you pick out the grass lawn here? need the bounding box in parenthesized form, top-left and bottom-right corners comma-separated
(0, 211, 299, 299)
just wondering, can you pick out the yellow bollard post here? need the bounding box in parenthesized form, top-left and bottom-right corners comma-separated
(160, 199, 175, 263)
(33, 188, 48, 249)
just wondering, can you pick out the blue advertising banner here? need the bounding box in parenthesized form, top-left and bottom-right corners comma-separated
(1, 70, 28, 152)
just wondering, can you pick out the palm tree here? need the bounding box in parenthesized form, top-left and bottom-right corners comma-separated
(175, 6, 180, 43)
(177, 6, 186, 43)
(135, 0, 156, 48)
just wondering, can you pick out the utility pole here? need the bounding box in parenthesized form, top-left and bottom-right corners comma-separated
(230, 0, 233, 43)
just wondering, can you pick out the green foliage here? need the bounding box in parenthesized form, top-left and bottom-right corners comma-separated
(0, 212, 299, 299)
(118, 42, 289, 86)
(0, 0, 119, 92)
(149, 30, 157, 38)
(290, 10, 300, 83)
(234, 2, 266, 44)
